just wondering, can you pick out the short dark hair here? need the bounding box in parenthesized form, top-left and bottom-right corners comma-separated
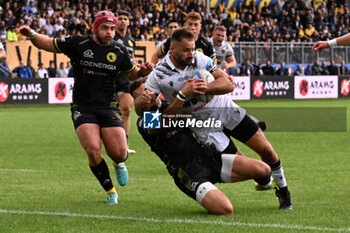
(129, 77, 147, 98)
(166, 20, 179, 28)
(171, 27, 195, 43)
(117, 10, 130, 17)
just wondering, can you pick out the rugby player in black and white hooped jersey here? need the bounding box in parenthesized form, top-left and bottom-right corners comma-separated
(210, 25, 236, 71)
(151, 12, 216, 65)
(137, 28, 292, 210)
(130, 77, 271, 215)
(113, 10, 137, 155)
(19, 10, 153, 205)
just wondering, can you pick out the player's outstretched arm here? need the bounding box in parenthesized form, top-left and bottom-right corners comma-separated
(19, 26, 57, 53)
(150, 45, 165, 64)
(312, 33, 350, 52)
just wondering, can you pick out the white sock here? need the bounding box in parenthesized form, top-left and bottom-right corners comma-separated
(271, 165, 287, 188)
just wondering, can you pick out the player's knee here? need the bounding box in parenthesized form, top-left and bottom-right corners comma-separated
(113, 148, 128, 162)
(85, 147, 102, 165)
(259, 162, 272, 178)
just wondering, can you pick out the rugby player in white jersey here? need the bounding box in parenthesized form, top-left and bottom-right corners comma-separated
(136, 28, 292, 210)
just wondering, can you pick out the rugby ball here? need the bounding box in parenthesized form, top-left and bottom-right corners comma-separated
(191, 69, 215, 103)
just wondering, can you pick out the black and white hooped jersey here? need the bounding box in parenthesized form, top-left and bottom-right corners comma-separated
(209, 38, 234, 69)
(54, 35, 135, 106)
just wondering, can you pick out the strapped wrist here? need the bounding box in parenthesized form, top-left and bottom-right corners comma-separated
(29, 29, 37, 39)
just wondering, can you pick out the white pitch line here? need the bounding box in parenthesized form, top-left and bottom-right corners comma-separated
(0, 209, 349, 232)
(0, 168, 41, 173)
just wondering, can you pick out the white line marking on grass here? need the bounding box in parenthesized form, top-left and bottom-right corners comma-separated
(0, 168, 41, 173)
(1, 209, 349, 232)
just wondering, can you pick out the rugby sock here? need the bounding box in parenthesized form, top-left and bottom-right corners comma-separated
(268, 160, 287, 188)
(90, 159, 114, 192)
(254, 176, 271, 186)
(106, 187, 116, 194)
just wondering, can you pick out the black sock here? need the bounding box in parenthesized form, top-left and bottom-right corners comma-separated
(90, 159, 114, 192)
(254, 176, 271, 186)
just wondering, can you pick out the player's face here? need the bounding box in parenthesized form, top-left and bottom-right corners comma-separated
(118, 15, 129, 31)
(213, 30, 226, 46)
(97, 22, 116, 44)
(166, 22, 179, 37)
(171, 38, 195, 68)
(184, 19, 201, 39)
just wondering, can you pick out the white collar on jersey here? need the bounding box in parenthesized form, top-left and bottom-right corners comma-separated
(165, 51, 196, 71)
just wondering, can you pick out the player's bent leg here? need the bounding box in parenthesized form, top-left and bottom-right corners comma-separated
(101, 127, 128, 186)
(76, 123, 103, 165)
(221, 153, 271, 183)
(244, 130, 279, 163)
(197, 182, 233, 215)
(76, 123, 118, 202)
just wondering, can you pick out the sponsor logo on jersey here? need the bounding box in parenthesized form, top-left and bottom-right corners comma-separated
(196, 48, 204, 53)
(106, 52, 117, 62)
(128, 40, 133, 47)
(83, 49, 94, 58)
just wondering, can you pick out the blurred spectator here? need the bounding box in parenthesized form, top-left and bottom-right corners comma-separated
(27, 59, 36, 78)
(305, 65, 313, 76)
(294, 65, 304, 76)
(276, 61, 289, 76)
(312, 60, 322, 75)
(339, 61, 348, 75)
(56, 62, 68, 77)
(255, 63, 264, 76)
(12, 60, 32, 78)
(320, 61, 330, 75)
(239, 59, 254, 76)
(67, 61, 73, 77)
(37, 63, 48, 78)
(262, 60, 274, 75)
(7, 26, 18, 42)
(327, 60, 340, 75)
(0, 41, 6, 60)
(47, 60, 57, 77)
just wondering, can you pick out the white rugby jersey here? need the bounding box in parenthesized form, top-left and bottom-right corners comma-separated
(209, 38, 234, 69)
(146, 51, 246, 152)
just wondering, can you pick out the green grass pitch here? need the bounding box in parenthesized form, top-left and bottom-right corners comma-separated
(0, 99, 349, 233)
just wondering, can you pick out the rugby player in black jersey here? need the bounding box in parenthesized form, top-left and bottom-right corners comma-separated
(19, 11, 153, 205)
(113, 10, 136, 154)
(130, 78, 271, 215)
(151, 12, 216, 64)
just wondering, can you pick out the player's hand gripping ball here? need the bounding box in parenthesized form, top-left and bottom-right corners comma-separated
(191, 69, 215, 103)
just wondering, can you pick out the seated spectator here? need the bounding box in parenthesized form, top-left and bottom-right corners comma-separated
(312, 60, 322, 75)
(321, 61, 330, 75)
(305, 65, 313, 75)
(254, 63, 264, 76)
(27, 59, 36, 78)
(56, 62, 68, 77)
(339, 61, 348, 75)
(262, 60, 274, 75)
(276, 61, 289, 76)
(37, 63, 48, 78)
(239, 59, 254, 76)
(294, 65, 304, 76)
(327, 60, 339, 75)
(12, 61, 32, 78)
(47, 60, 57, 77)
